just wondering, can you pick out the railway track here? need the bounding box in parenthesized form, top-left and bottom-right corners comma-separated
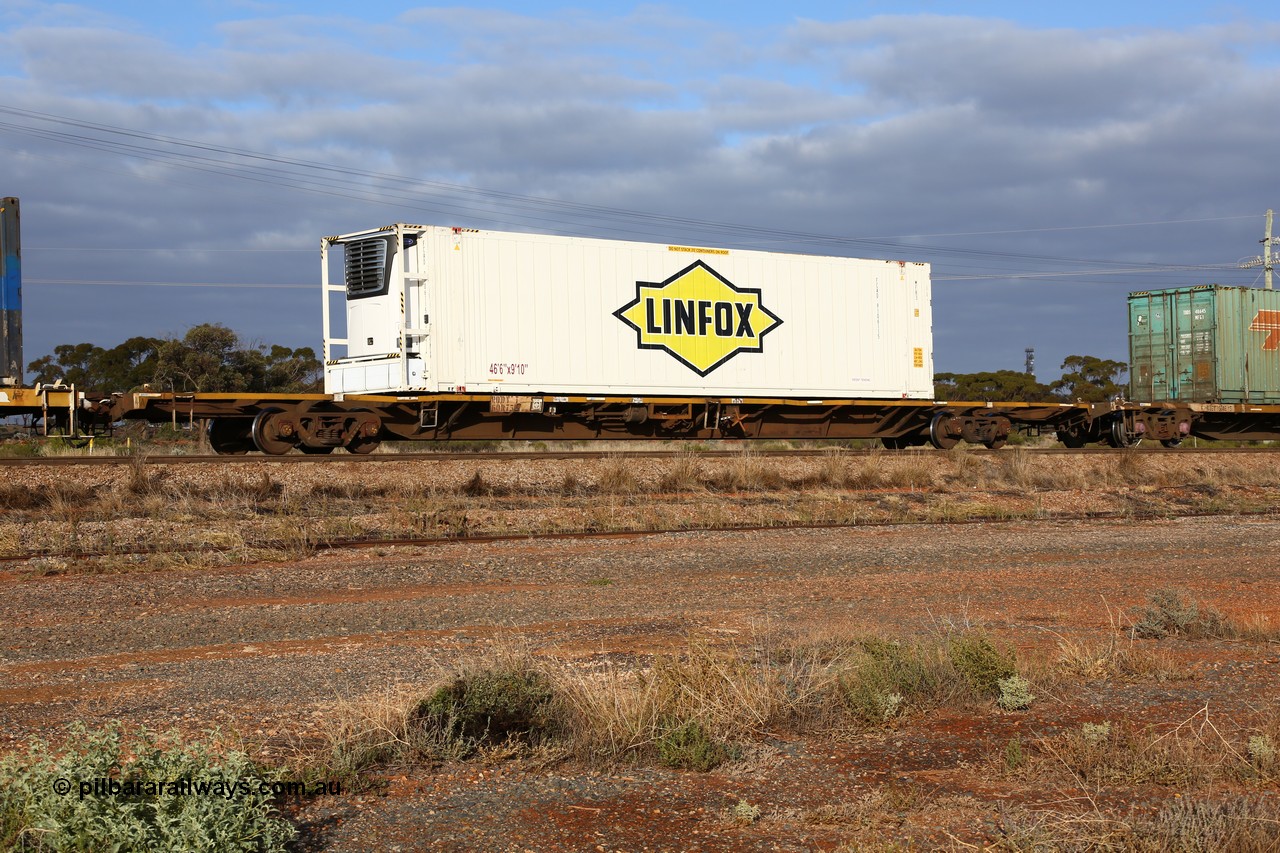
(2, 444, 1279, 466)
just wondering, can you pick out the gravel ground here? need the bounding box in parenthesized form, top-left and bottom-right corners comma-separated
(2, 504, 1279, 849)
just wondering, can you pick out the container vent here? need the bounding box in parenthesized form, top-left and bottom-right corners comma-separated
(344, 238, 389, 297)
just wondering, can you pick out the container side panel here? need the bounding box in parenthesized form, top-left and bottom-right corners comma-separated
(1217, 287, 1280, 403)
(329, 226, 933, 398)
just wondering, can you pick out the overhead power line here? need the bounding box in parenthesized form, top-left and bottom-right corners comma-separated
(28, 279, 311, 288)
(0, 102, 1253, 281)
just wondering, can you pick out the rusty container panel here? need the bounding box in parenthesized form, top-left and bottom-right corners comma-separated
(1129, 285, 1280, 403)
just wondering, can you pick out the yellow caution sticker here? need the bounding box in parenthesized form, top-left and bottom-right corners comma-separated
(614, 260, 782, 376)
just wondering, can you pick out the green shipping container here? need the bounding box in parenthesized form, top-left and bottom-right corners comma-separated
(1129, 285, 1280, 403)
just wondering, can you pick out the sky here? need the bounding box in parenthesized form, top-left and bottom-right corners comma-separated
(2, 0, 1278, 382)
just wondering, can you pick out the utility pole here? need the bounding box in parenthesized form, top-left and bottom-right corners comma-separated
(1265, 208, 1273, 290)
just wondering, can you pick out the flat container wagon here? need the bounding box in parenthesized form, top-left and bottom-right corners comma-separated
(1129, 285, 1280, 404)
(321, 225, 933, 400)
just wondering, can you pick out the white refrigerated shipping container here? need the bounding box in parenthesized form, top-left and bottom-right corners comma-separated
(322, 225, 933, 399)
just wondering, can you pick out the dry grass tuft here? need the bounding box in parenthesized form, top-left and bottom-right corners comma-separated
(993, 796, 1280, 852)
(596, 455, 640, 494)
(1053, 633, 1192, 683)
(710, 449, 785, 492)
(1021, 706, 1279, 788)
(658, 452, 705, 493)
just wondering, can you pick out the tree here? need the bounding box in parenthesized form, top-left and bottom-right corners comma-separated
(262, 344, 323, 393)
(153, 324, 250, 392)
(1050, 355, 1128, 402)
(152, 324, 323, 393)
(934, 370, 1054, 402)
(28, 326, 321, 394)
(26, 337, 162, 392)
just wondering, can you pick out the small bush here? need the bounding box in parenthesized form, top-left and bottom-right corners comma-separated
(1248, 735, 1276, 773)
(412, 667, 557, 755)
(946, 632, 1017, 696)
(1004, 736, 1025, 770)
(645, 639, 776, 738)
(1055, 634, 1191, 682)
(713, 451, 784, 492)
(837, 638, 944, 725)
(1146, 796, 1280, 850)
(1132, 589, 1228, 639)
(0, 723, 294, 852)
(655, 719, 729, 771)
(1035, 715, 1278, 788)
(835, 631, 1021, 724)
(996, 675, 1034, 711)
(731, 799, 761, 825)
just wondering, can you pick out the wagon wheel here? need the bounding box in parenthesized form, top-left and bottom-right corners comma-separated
(207, 418, 252, 455)
(983, 435, 1007, 450)
(346, 435, 380, 454)
(928, 413, 959, 450)
(1057, 428, 1088, 449)
(251, 407, 295, 455)
(345, 409, 382, 455)
(1108, 417, 1140, 449)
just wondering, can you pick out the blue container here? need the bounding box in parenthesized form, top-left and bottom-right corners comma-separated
(0, 197, 19, 383)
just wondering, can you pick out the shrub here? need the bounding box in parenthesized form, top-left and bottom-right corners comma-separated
(459, 470, 496, 497)
(1132, 589, 1227, 639)
(996, 796, 1280, 850)
(946, 632, 1017, 696)
(837, 638, 943, 725)
(731, 799, 761, 825)
(1145, 796, 1280, 851)
(835, 631, 1022, 724)
(658, 454, 704, 493)
(1004, 736, 1025, 770)
(655, 719, 729, 771)
(0, 723, 294, 852)
(645, 639, 775, 738)
(996, 675, 1034, 711)
(1248, 735, 1276, 773)
(411, 667, 557, 755)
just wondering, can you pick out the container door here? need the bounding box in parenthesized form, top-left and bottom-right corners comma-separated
(1187, 289, 1216, 401)
(1128, 293, 1168, 400)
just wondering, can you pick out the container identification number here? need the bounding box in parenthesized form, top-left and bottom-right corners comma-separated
(489, 363, 529, 376)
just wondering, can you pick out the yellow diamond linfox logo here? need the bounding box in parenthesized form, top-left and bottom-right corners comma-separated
(614, 260, 782, 376)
